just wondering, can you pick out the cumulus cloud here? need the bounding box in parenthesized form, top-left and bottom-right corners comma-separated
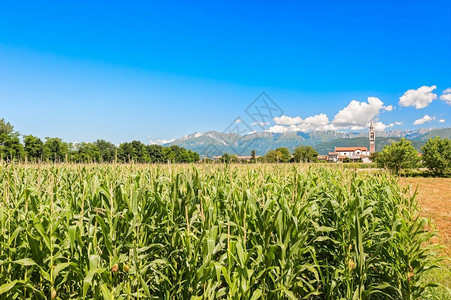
(439, 119, 445, 123)
(304, 114, 330, 126)
(269, 97, 399, 133)
(399, 85, 437, 109)
(268, 113, 333, 133)
(383, 105, 394, 111)
(268, 124, 297, 133)
(251, 121, 270, 126)
(372, 121, 403, 131)
(440, 88, 451, 105)
(264, 92, 413, 134)
(331, 97, 385, 129)
(149, 139, 175, 145)
(413, 114, 435, 125)
(273, 115, 303, 125)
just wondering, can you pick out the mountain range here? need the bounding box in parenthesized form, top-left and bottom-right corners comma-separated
(163, 128, 451, 157)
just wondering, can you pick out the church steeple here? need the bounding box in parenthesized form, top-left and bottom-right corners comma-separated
(369, 122, 375, 153)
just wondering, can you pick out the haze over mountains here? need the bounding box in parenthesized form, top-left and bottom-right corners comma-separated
(163, 128, 451, 157)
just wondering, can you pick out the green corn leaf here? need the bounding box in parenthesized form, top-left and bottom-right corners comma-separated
(0, 280, 18, 295)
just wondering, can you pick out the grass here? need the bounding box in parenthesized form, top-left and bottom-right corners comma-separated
(0, 163, 448, 299)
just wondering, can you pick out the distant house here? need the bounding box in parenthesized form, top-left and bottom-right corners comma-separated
(325, 123, 375, 163)
(326, 147, 370, 162)
(335, 146, 370, 159)
(327, 152, 344, 162)
(317, 155, 328, 161)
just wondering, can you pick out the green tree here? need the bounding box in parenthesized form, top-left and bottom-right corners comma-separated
(163, 147, 176, 163)
(187, 150, 200, 163)
(220, 153, 238, 163)
(228, 154, 239, 163)
(369, 152, 379, 162)
(74, 142, 101, 163)
(167, 145, 198, 163)
(147, 144, 166, 163)
(118, 142, 134, 163)
(0, 118, 24, 161)
(169, 145, 185, 162)
(275, 147, 291, 162)
(24, 135, 44, 161)
(293, 146, 318, 163)
(421, 137, 451, 176)
(263, 150, 282, 163)
(94, 140, 117, 163)
(221, 153, 230, 164)
(0, 118, 19, 137)
(0, 133, 24, 161)
(43, 137, 69, 162)
(177, 150, 199, 163)
(117, 141, 148, 163)
(376, 138, 420, 173)
(250, 150, 257, 163)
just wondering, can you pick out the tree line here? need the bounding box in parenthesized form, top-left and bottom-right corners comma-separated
(0, 118, 199, 163)
(2, 118, 449, 174)
(219, 146, 319, 163)
(375, 137, 450, 176)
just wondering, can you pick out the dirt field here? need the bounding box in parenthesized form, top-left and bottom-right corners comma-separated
(399, 177, 451, 258)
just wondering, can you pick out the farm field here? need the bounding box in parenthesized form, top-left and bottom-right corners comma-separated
(399, 177, 451, 257)
(0, 164, 448, 299)
(399, 177, 451, 299)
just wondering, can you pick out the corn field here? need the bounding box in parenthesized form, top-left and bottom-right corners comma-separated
(0, 164, 443, 299)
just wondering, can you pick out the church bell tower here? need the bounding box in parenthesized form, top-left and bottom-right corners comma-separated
(369, 122, 375, 153)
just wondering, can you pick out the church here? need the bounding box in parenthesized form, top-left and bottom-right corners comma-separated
(324, 123, 376, 163)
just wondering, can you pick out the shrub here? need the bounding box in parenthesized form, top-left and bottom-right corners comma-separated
(421, 137, 451, 176)
(376, 138, 420, 173)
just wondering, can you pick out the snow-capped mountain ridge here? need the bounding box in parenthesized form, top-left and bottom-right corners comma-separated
(161, 128, 450, 157)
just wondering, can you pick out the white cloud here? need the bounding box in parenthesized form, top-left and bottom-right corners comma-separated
(268, 97, 404, 133)
(399, 85, 437, 109)
(149, 139, 175, 145)
(439, 119, 445, 123)
(441, 94, 451, 105)
(331, 97, 385, 128)
(372, 121, 403, 131)
(251, 121, 270, 126)
(267, 124, 296, 133)
(273, 115, 303, 125)
(268, 113, 332, 133)
(413, 114, 435, 125)
(373, 122, 390, 131)
(304, 114, 330, 126)
(383, 105, 394, 111)
(440, 88, 451, 105)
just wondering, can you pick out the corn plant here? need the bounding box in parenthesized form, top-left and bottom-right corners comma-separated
(0, 163, 444, 299)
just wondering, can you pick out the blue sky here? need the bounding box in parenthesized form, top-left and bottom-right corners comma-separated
(0, 0, 450, 144)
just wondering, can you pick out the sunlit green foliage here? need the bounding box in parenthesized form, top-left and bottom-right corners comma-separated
(376, 139, 420, 173)
(421, 137, 451, 176)
(0, 164, 443, 299)
(293, 146, 318, 163)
